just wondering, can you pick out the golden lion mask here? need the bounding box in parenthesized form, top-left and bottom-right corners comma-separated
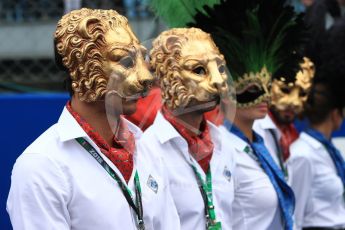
(55, 8, 153, 102)
(150, 27, 228, 111)
(271, 57, 315, 114)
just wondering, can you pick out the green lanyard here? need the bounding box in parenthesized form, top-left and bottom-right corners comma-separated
(190, 164, 222, 230)
(75, 137, 145, 230)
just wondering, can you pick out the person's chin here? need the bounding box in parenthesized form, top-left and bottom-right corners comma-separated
(281, 116, 294, 124)
(255, 109, 268, 119)
(122, 99, 138, 115)
(279, 110, 297, 124)
(255, 104, 268, 117)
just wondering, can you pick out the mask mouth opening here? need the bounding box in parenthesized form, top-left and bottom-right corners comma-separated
(207, 93, 221, 103)
(171, 100, 219, 116)
(122, 90, 150, 101)
(236, 83, 265, 104)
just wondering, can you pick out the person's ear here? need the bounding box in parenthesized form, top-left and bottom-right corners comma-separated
(331, 108, 343, 130)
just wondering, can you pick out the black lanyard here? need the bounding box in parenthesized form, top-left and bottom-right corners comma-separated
(75, 137, 145, 230)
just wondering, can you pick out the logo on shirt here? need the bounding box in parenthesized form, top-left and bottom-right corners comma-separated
(223, 166, 232, 182)
(147, 175, 158, 193)
(244, 145, 258, 161)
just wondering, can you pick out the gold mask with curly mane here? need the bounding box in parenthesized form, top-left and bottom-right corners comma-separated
(54, 8, 153, 102)
(271, 57, 315, 114)
(150, 28, 228, 111)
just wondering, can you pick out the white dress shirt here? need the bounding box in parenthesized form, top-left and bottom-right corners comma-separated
(288, 132, 345, 230)
(253, 115, 282, 168)
(7, 107, 180, 230)
(219, 125, 283, 230)
(138, 112, 236, 230)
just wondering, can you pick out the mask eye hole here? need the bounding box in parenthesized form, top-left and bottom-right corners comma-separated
(120, 56, 134, 69)
(247, 85, 261, 93)
(281, 87, 291, 94)
(218, 65, 225, 74)
(193, 66, 206, 75)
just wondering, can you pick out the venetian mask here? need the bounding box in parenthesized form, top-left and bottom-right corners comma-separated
(54, 8, 153, 102)
(150, 28, 229, 111)
(271, 57, 315, 114)
(234, 67, 271, 108)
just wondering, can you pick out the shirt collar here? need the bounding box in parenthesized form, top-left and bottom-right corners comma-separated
(220, 125, 248, 152)
(300, 131, 323, 149)
(260, 114, 278, 129)
(153, 111, 182, 144)
(208, 121, 222, 152)
(152, 111, 221, 151)
(254, 114, 281, 139)
(57, 106, 89, 142)
(57, 106, 142, 143)
(125, 118, 143, 139)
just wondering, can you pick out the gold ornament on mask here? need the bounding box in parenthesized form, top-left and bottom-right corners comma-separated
(150, 27, 229, 110)
(271, 57, 315, 113)
(55, 8, 153, 102)
(234, 67, 271, 108)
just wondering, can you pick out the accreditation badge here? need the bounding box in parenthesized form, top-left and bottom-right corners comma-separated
(207, 221, 222, 230)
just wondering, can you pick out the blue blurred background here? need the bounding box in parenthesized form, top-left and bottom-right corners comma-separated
(0, 93, 68, 229)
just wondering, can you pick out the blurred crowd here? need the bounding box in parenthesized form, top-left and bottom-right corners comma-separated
(0, 0, 152, 22)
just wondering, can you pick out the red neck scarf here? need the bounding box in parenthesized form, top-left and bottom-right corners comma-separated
(269, 111, 299, 161)
(67, 102, 135, 183)
(162, 107, 214, 173)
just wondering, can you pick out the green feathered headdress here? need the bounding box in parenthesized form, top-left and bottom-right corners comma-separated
(149, 0, 307, 107)
(150, 0, 220, 28)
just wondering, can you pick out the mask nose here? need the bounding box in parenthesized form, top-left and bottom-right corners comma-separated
(137, 58, 155, 89)
(285, 88, 302, 110)
(139, 78, 153, 90)
(209, 63, 226, 90)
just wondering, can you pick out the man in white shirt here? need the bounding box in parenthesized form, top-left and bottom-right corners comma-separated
(288, 83, 345, 229)
(288, 19, 345, 230)
(7, 8, 179, 230)
(139, 28, 236, 230)
(289, 132, 345, 230)
(254, 57, 315, 173)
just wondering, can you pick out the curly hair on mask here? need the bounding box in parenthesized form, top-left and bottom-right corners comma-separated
(54, 8, 130, 102)
(150, 27, 219, 109)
